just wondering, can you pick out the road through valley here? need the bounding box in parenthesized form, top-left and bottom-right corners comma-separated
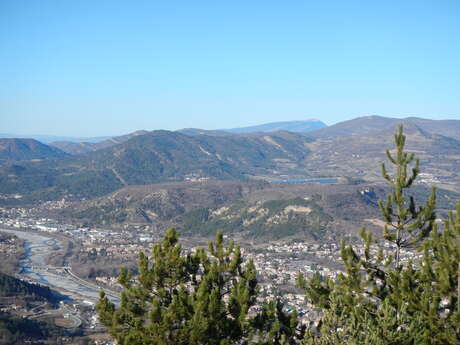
(1, 228, 119, 304)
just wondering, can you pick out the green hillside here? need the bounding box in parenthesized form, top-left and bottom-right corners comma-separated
(181, 196, 333, 240)
(0, 272, 60, 303)
(0, 131, 312, 201)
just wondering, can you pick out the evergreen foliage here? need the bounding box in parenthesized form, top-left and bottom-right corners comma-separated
(0, 311, 64, 345)
(0, 272, 59, 303)
(252, 299, 305, 345)
(182, 197, 332, 240)
(379, 125, 436, 268)
(298, 126, 460, 344)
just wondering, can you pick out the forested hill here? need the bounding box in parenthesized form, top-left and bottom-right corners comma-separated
(51, 120, 327, 154)
(0, 130, 312, 200)
(0, 272, 60, 303)
(0, 311, 64, 345)
(1, 116, 460, 203)
(0, 138, 67, 165)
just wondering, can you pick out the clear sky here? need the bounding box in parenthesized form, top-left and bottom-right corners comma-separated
(1, 1, 459, 137)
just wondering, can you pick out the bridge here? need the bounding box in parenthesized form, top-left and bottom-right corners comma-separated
(24, 266, 120, 303)
(28, 266, 70, 272)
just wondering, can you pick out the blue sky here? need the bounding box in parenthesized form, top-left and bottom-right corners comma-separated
(1, 1, 459, 136)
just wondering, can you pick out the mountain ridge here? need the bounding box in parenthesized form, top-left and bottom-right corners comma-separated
(1, 116, 459, 202)
(307, 115, 460, 140)
(49, 130, 150, 155)
(0, 138, 68, 165)
(221, 119, 327, 134)
(48, 120, 328, 154)
(0, 130, 313, 200)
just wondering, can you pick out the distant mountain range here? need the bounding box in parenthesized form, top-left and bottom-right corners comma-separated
(2, 120, 327, 155)
(0, 130, 312, 200)
(8, 116, 460, 156)
(177, 119, 327, 136)
(0, 116, 459, 203)
(221, 119, 327, 134)
(50, 120, 327, 154)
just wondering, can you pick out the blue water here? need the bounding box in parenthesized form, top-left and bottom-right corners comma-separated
(270, 178, 337, 184)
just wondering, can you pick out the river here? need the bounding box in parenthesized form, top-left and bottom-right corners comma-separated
(1, 228, 119, 304)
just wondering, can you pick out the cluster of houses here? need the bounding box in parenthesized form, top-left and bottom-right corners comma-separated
(0, 205, 420, 324)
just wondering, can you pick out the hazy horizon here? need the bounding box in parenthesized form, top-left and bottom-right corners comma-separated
(1, 114, 459, 139)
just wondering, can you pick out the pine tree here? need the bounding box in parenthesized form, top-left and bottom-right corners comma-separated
(97, 228, 259, 345)
(379, 125, 436, 268)
(298, 125, 460, 344)
(252, 299, 305, 345)
(412, 201, 460, 344)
